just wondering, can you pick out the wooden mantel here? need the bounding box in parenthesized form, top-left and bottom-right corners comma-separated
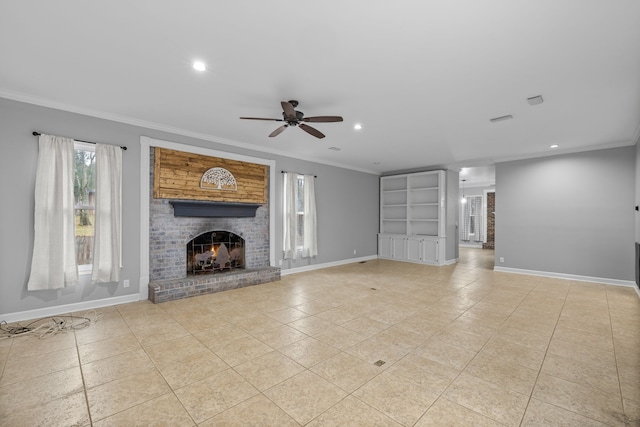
(153, 148, 268, 204)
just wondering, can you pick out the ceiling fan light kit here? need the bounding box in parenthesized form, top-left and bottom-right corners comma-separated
(240, 100, 343, 139)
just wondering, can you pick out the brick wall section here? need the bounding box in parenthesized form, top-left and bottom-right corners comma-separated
(149, 148, 271, 281)
(149, 267, 281, 303)
(483, 191, 495, 249)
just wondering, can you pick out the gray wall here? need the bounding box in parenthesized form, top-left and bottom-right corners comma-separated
(636, 141, 640, 243)
(495, 146, 636, 281)
(0, 97, 379, 317)
(445, 170, 459, 261)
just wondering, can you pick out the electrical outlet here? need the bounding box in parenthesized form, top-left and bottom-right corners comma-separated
(499, 257, 504, 263)
(353, 249, 357, 255)
(278, 259, 283, 266)
(123, 279, 130, 288)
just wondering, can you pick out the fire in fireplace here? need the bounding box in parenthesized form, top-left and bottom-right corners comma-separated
(186, 230, 244, 275)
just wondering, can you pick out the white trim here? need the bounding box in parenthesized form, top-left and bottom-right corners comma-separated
(0, 89, 378, 175)
(0, 294, 140, 324)
(281, 255, 378, 276)
(494, 266, 638, 289)
(139, 136, 277, 300)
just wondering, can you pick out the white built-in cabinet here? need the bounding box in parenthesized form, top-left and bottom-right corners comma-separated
(379, 170, 449, 265)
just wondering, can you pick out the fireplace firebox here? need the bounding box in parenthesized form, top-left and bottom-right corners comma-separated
(186, 230, 244, 275)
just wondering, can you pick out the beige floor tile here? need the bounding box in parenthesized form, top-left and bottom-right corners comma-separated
(0, 391, 90, 427)
(171, 310, 229, 333)
(93, 392, 194, 426)
(532, 373, 625, 426)
(443, 372, 529, 427)
(78, 332, 142, 364)
(264, 370, 347, 425)
(233, 350, 305, 391)
(415, 397, 505, 427)
(412, 337, 477, 371)
(0, 366, 83, 411)
(0, 346, 78, 386)
(155, 349, 229, 390)
(130, 319, 190, 347)
(385, 353, 457, 394)
(541, 353, 620, 395)
(479, 337, 546, 371)
(353, 371, 439, 426)
(618, 362, 640, 402)
(434, 326, 491, 352)
(345, 334, 414, 367)
(342, 316, 390, 337)
(314, 305, 363, 325)
(279, 336, 341, 368)
(464, 353, 539, 395)
(623, 398, 640, 425)
(293, 300, 335, 315)
(6, 330, 77, 359)
(74, 315, 132, 346)
(174, 368, 258, 423)
(87, 368, 171, 421)
(235, 313, 284, 335)
(552, 325, 615, 352)
(213, 335, 273, 367)
(494, 325, 551, 352)
(266, 306, 310, 323)
(144, 335, 208, 365)
(200, 394, 299, 426)
(306, 395, 402, 427)
(521, 398, 611, 427)
(288, 316, 335, 336)
(252, 324, 308, 349)
(193, 323, 250, 351)
(547, 338, 617, 369)
(310, 351, 382, 392)
(83, 348, 154, 388)
(313, 324, 367, 350)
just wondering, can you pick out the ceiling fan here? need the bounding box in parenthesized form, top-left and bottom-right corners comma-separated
(240, 100, 343, 139)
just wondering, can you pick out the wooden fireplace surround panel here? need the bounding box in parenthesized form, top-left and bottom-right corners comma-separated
(153, 147, 267, 204)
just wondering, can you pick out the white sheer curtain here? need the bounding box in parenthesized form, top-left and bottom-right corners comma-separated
(282, 172, 298, 260)
(27, 134, 79, 290)
(301, 174, 318, 257)
(92, 143, 122, 283)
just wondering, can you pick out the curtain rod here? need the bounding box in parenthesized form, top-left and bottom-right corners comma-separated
(32, 132, 127, 150)
(281, 170, 317, 178)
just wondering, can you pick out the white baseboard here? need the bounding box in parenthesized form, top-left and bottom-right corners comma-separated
(494, 266, 638, 290)
(0, 294, 141, 323)
(281, 255, 379, 276)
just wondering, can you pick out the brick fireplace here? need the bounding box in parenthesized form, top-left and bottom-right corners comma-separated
(147, 147, 280, 303)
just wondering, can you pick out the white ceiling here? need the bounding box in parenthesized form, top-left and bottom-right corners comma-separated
(1, 1, 639, 176)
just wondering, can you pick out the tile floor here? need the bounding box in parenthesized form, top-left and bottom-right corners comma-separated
(1, 249, 639, 426)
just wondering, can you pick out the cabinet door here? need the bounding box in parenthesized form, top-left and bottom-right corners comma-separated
(378, 235, 393, 258)
(392, 237, 406, 259)
(406, 238, 422, 262)
(422, 239, 438, 263)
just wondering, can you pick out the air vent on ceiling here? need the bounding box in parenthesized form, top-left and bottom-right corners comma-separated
(527, 95, 544, 105)
(489, 115, 513, 123)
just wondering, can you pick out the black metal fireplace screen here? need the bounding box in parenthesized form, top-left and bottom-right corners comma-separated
(186, 230, 244, 275)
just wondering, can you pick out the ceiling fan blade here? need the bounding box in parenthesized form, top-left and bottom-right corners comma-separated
(281, 101, 296, 120)
(269, 125, 288, 137)
(240, 117, 283, 121)
(303, 116, 344, 123)
(299, 123, 325, 139)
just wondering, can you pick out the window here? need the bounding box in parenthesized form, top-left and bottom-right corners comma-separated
(74, 142, 96, 273)
(283, 172, 317, 259)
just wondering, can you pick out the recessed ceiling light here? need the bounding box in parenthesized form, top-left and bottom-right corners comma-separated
(550, 144, 559, 149)
(490, 115, 513, 123)
(527, 95, 544, 105)
(354, 123, 362, 130)
(193, 61, 206, 71)
(328, 147, 341, 151)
